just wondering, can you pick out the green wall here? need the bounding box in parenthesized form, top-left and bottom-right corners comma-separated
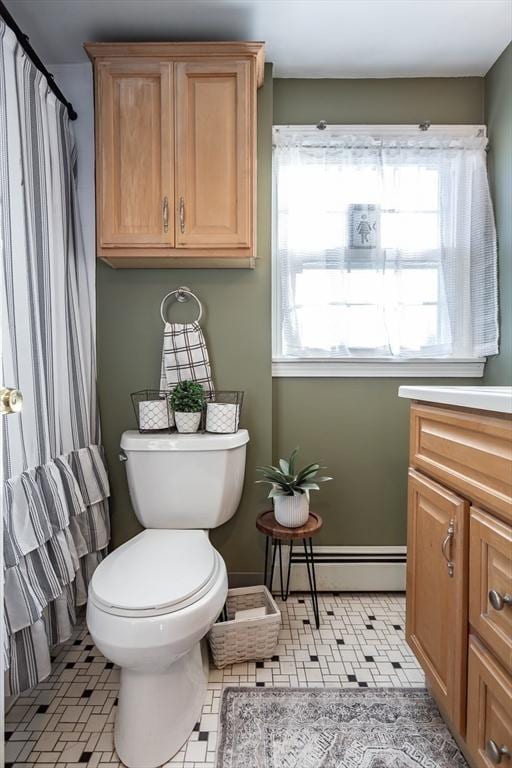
(272, 77, 485, 549)
(485, 44, 512, 386)
(97, 64, 273, 578)
(273, 77, 484, 125)
(98, 68, 508, 575)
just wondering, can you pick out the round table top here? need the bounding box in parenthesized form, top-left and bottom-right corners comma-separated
(256, 509, 323, 540)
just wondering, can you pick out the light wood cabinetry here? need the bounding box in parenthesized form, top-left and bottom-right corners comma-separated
(406, 469, 468, 731)
(96, 60, 174, 248)
(469, 508, 512, 672)
(467, 636, 512, 768)
(84, 42, 265, 268)
(410, 404, 512, 522)
(175, 61, 253, 249)
(405, 400, 512, 767)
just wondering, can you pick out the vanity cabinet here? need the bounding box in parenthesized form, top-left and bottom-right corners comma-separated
(403, 399, 512, 767)
(467, 636, 512, 768)
(406, 468, 468, 731)
(84, 42, 264, 268)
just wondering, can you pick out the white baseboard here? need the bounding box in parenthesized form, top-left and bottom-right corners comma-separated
(271, 545, 407, 592)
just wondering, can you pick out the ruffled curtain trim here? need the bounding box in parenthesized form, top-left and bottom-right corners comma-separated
(4, 444, 110, 568)
(4, 549, 107, 696)
(4, 500, 110, 637)
(3, 444, 110, 694)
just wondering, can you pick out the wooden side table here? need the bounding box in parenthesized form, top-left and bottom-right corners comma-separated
(256, 509, 323, 628)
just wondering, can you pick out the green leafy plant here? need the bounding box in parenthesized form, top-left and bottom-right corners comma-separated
(256, 447, 332, 498)
(170, 380, 205, 413)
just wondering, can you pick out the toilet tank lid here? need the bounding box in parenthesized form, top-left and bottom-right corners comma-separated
(121, 428, 249, 452)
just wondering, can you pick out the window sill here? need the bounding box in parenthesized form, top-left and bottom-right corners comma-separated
(272, 358, 486, 378)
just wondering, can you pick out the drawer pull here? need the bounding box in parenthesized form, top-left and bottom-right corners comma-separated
(441, 519, 455, 577)
(486, 740, 511, 764)
(179, 196, 185, 234)
(163, 196, 169, 233)
(489, 590, 512, 611)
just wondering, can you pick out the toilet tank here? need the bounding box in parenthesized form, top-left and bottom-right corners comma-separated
(119, 430, 249, 529)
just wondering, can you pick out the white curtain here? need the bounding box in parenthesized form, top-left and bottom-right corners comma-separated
(1, 21, 110, 694)
(274, 130, 498, 360)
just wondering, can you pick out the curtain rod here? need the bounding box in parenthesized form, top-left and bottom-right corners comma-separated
(274, 123, 486, 137)
(0, 0, 77, 120)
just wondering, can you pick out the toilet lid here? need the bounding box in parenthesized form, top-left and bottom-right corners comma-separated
(89, 529, 217, 615)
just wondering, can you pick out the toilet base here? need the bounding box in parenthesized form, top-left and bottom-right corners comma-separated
(115, 641, 208, 768)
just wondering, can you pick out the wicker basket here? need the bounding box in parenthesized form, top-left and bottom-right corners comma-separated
(207, 586, 281, 669)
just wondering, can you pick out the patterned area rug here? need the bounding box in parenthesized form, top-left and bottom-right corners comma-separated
(217, 688, 468, 767)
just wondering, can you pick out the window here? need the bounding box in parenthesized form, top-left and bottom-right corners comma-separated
(272, 126, 498, 377)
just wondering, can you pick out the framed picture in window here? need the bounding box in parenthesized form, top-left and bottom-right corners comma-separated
(349, 204, 380, 249)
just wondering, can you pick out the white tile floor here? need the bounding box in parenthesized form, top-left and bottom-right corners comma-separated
(5, 592, 423, 768)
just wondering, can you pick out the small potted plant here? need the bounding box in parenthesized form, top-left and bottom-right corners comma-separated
(170, 380, 205, 433)
(256, 447, 332, 528)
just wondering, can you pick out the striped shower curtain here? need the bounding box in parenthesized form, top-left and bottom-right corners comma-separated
(1, 20, 110, 694)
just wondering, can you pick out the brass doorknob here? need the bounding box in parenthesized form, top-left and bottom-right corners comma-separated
(0, 387, 23, 415)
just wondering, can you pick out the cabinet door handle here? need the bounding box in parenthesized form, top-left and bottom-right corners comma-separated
(441, 519, 455, 577)
(163, 196, 169, 233)
(179, 196, 185, 234)
(486, 740, 511, 764)
(489, 590, 512, 611)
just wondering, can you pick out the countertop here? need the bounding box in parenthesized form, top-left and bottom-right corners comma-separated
(398, 386, 512, 414)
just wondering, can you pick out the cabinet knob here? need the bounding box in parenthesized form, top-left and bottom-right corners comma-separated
(0, 387, 23, 415)
(486, 740, 511, 764)
(489, 590, 512, 611)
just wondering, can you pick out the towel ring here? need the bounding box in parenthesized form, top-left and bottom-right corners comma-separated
(160, 286, 203, 324)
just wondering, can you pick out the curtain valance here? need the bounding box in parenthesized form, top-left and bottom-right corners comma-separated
(273, 126, 498, 361)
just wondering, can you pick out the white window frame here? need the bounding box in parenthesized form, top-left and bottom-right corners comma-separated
(271, 124, 487, 378)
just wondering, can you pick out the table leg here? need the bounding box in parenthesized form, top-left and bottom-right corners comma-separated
(283, 539, 293, 601)
(269, 538, 277, 594)
(263, 535, 270, 588)
(303, 537, 320, 629)
(277, 539, 285, 600)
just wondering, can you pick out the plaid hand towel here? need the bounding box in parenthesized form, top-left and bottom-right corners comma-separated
(160, 321, 214, 396)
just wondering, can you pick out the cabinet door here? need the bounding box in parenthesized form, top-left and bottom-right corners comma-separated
(467, 635, 512, 768)
(406, 468, 469, 732)
(175, 60, 254, 249)
(96, 60, 174, 247)
(470, 508, 512, 672)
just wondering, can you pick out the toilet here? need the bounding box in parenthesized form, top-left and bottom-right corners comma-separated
(86, 429, 249, 768)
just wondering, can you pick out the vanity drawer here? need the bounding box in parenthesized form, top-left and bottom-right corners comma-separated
(470, 508, 512, 671)
(467, 636, 512, 768)
(410, 404, 512, 522)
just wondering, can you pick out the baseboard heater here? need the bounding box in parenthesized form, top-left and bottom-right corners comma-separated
(273, 545, 407, 592)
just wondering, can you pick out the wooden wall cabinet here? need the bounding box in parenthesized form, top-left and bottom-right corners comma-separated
(405, 402, 512, 767)
(84, 43, 264, 268)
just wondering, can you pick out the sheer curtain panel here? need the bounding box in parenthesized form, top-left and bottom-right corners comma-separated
(273, 127, 498, 363)
(1, 20, 110, 694)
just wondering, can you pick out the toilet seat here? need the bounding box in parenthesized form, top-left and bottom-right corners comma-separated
(89, 529, 220, 618)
